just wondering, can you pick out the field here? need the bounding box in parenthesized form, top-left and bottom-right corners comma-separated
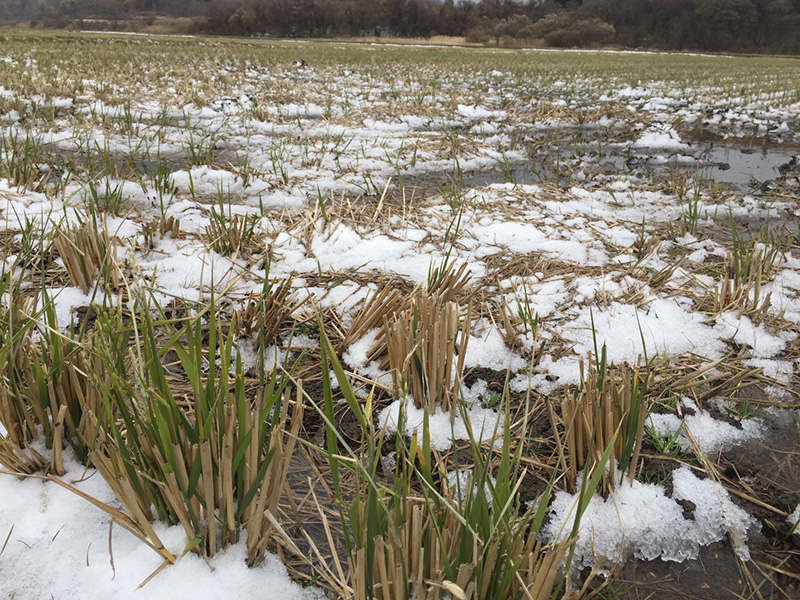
(1, 31, 800, 599)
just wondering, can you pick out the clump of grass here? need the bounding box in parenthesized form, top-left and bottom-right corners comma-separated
(375, 405, 574, 600)
(731, 223, 771, 282)
(710, 217, 788, 319)
(645, 419, 689, 459)
(497, 289, 540, 352)
(0, 264, 33, 377)
(53, 211, 120, 294)
(23, 296, 106, 471)
(516, 287, 539, 337)
(724, 396, 756, 421)
(205, 210, 261, 257)
(230, 276, 294, 342)
(712, 271, 771, 319)
(139, 215, 182, 250)
(339, 281, 410, 359)
(0, 128, 49, 192)
(678, 174, 703, 235)
(340, 487, 574, 600)
(427, 253, 471, 302)
(185, 129, 217, 166)
(204, 188, 261, 258)
(438, 158, 465, 209)
(631, 215, 660, 261)
(85, 178, 126, 216)
(0, 265, 47, 473)
(145, 157, 178, 216)
(10, 209, 56, 276)
(79, 293, 302, 564)
(548, 342, 650, 496)
(385, 290, 471, 413)
(374, 257, 473, 413)
(0, 275, 103, 474)
(339, 259, 471, 379)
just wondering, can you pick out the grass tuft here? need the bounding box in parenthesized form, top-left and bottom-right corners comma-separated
(78, 290, 302, 563)
(272, 327, 587, 600)
(53, 211, 120, 294)
(548, 343, 650, 496)
(0, 128, 50, 192)
(385, 290, 471, 414)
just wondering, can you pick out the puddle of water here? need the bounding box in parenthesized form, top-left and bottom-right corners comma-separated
(633, 146, 796, 190)
(462, 135, 799, 192)
(42, 144, 188, 176)
(515, 126, 800, 191)
(702, 146, 796, 188)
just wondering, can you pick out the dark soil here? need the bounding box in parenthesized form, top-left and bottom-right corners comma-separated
(609, 542, 757, 600)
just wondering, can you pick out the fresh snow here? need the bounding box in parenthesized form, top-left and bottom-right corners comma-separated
(380, 399, 504, 452)
(0, 451, 325, 600)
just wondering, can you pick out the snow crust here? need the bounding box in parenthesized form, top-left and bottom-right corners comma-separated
(646, 398, 765, 455)
(543, 466, 757, 571)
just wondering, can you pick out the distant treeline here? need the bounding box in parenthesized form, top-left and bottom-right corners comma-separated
(4, 0, 800, 54)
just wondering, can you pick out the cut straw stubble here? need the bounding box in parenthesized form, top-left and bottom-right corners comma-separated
(548, 347, 649, 496)
(385, 291, 471, 414)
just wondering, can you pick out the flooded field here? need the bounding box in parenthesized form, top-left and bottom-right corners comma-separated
(1, 32, 799, 599)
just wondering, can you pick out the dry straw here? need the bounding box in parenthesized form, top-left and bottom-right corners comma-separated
(53, 211, 120, 294)
(385, 291, 471, 414)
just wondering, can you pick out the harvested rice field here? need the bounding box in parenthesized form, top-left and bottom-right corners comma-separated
(1, 31, 800, 600)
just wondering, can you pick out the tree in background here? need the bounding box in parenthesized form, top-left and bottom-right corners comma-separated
(696, 0, 757, 50)
(2, 0, 799, 53)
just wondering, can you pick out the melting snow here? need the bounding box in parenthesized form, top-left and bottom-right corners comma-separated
(544, 466, 757, 571)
